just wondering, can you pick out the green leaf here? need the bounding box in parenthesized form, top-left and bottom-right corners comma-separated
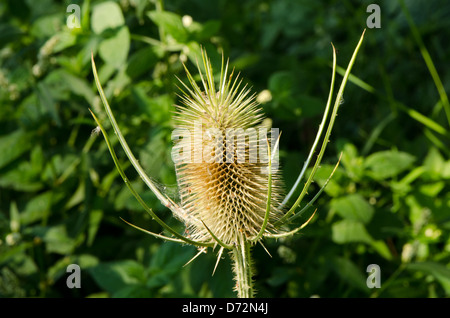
(37, 82, 61, 126)
(19, 191, 53, 225)
(407, 262, 450, 295)
(331, 257, 370, 293)
(135, 92, 173, 125)
(31, 13, 63, 38)
(419, 181, 445, 197)
(147, 243, 196, 288)
(42, 69, 96, 105)
(87, 209, 103, 246)
(364, 150, 415, 180)
(88, 260, 146, 295)
(423, 147, 450, 179)
(126, 46, 158, 79)
(341, 143, 364, 180)
(332, 220, 392, 260)
(190, 20, 221, 41)
(98, 26, 130, 69)
(0, 160, 44, 192)
(330, 194, 374, 224)
(0, 130, 32, 169)
(103, 67, 131, 97)
(390, 166, 426, 195)
(91, 1, 129, 68)
(59, 70, 96, 104)
(370, 240, 392, 260)
(149, 242, 195, 273)
(0, 242, 34, 265)
(443, 162, 450, 179)
(29, 224, 79, 255)
(332, 219, 373, 244)
(52, 32, 77, 53)
(42, 154, 79, 182)
(147, 10, 188, 43)
(91, 1, 125, 34)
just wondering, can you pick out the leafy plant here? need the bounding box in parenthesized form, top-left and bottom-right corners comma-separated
(1, 0, 449, 298)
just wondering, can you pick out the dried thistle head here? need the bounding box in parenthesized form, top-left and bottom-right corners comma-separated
(172, 51, 284, 246)
(91, 29, 365, 298)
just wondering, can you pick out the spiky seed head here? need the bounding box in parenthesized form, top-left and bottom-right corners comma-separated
(172, 50, 284, 246)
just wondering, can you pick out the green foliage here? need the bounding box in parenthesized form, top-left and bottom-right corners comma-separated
(1, 0, 449, 298)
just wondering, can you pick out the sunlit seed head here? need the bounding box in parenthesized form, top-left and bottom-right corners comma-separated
(173, 50, 284, 245)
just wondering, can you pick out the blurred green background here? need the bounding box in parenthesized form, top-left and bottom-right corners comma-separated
(1, 0, 449, 298)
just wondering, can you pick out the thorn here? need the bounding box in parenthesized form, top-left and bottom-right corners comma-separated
(212, 247, 224, 276)
(184, 247, 207, 267)
(259, 241, 272, 258)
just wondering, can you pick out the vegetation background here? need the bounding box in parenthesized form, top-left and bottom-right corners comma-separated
(1, 0, 449, 298)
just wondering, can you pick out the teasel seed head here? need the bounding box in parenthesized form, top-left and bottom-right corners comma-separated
(172, 50, 284, 246)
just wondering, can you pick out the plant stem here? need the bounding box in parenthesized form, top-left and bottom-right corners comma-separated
(231, 235, 254, 298)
